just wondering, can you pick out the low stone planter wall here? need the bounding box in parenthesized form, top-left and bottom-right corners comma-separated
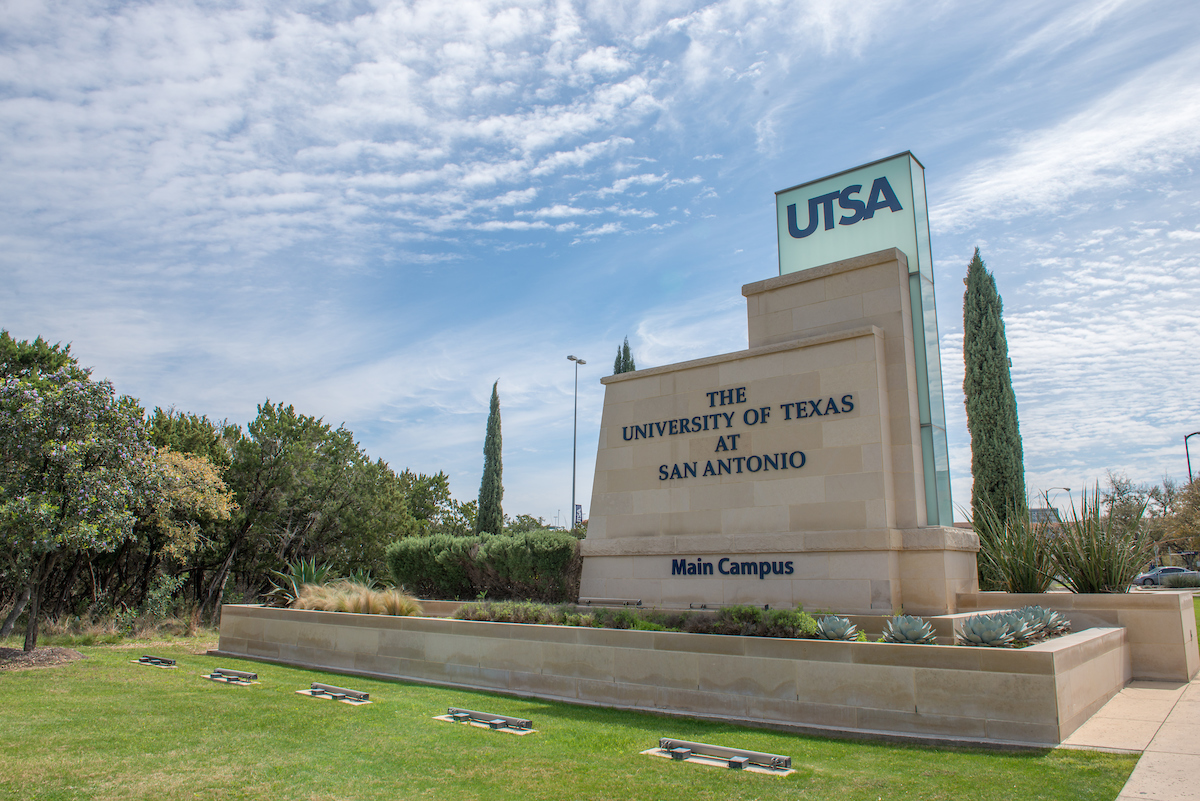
(217, 604, 1130, 746)
(956, 591, 1199, 682)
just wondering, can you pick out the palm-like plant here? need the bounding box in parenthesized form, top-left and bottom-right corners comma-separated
(971, 499, 1055, 593)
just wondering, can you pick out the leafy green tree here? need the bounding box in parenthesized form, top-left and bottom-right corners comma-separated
(149, 407, 233, 470)
(613, 336, 637, 374)
(963, 248, 1026, 531)
(475, 382, 503, 536)
(0, 368, 151, 650)
(0, 330, 81, 380)
(397, 469, 452, 531)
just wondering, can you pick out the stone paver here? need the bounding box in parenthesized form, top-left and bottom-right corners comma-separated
(1075, 674, 1200, 800)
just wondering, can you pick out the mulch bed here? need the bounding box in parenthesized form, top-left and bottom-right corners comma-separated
(0, 646, 85, 671)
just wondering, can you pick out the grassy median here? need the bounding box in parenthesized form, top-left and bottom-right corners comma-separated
(0, 641, 1138, 801)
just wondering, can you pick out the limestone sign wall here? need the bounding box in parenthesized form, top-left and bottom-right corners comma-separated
(578, 248, 977, 614)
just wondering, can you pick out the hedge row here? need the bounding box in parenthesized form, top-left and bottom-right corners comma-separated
(453, 600, 819, 638)
(385, 529, 581, 602)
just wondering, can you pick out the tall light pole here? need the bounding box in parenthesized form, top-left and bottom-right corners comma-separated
(1045, 487, 1071, 522)
(568, 355, 586, 531)
(1186, 432, 1200, 483)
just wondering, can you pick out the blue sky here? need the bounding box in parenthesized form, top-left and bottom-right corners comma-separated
(2, 0, 1198, 524)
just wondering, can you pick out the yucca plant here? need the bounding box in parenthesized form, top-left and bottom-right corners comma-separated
(882, 615, 937, 644)
(959, 614, 1014, 647)
(971, 499, 1055, 593)
(1052, 484, 1152, 593)
(815, 615, 858, 641)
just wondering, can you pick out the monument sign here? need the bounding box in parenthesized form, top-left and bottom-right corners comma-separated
(578, 153, 976, 615)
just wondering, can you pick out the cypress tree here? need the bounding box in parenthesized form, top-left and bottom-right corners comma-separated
(475, 381, 503, 536)
(963, 248, 1026, 528)
(613, 336, 637, 374)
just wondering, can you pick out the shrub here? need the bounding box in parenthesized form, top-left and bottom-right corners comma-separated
(1052, 484, 1152, 593)
(1163, 574, 1200, 589)
(386, 529, 581, 602)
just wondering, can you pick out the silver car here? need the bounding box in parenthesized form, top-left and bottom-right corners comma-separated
(1134, 566, 1200, 586)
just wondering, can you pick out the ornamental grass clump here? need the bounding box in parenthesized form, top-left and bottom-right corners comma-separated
(1052, 484, 1153, 593)
(972, 499, 1055, 593)
(815, 615, 858, 641)
(293, 582, 423, 616)
(882, 615, 937, 644)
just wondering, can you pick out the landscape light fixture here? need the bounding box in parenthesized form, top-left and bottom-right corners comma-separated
(309, 682, 369, 702)
(567, 355, 587, 533)
(446, 707, 534, 730)
(1045, 487, 1071, 520)
(1187, 432, 1200, 483)
(578, 597, 642, 607)
(206, 668, 257, 684)
(138, 655, 176, 667)
(657, 738, 791, 771)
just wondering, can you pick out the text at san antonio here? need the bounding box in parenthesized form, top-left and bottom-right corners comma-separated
(671, 557, 795, 578)
(620, 385, 855, 481)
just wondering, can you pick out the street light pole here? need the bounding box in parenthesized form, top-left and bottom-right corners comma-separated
(1186, 432, 1200, 483)
(1045, 487, 1071, 522)
(568, 355, 586, 532)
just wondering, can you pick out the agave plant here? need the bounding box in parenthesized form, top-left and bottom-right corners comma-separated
(959, 614, 1014, 647)
(815, 615, 858, 641)
(882, 614, 937, 644)
(999, 611, 1034, 644)
(264, 557, 337, 607)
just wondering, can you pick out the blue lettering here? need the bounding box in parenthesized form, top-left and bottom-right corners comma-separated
(825, 397, 840, 415)
(864, 176, 902, 218)
(784, 561, 794, 575)
(787, 201, 818, 239)
(622, 426, 633, 441)
(758, 561, 771, 579)
(789, 451, 806, 469)
(659, 465, 669, 480)
(771, 561, 785, 575)
(715, 436, 729, 452)
(841, 394, 854, 413)
(741, 561, 757, 575)
(702, 460, 715, 477)
(718, 558, 730, 574)
(683, 462, 697, 478)
(747, 455, 762, 472)
(780, 403, 793, 421)
(717, 459, 733, 475)
(687, 562, 697, 575)
(743, 408, 759, 425)
(838, 184, 866, 225)
(763, 453, 778, 470)
(654, 421, 668, 437)
(679, 418, 691, 433)
(669, 464, 683, 480)
(669, 419, 678, 435)
(672, 558, 687, 575)
(703, 561, 713, 576)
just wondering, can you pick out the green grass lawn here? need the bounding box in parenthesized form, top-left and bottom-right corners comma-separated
(0, 642, 1138, 801)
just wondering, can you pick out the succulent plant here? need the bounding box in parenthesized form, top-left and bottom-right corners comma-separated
(999, 611, 1034, 644)
(1020, 605, 1071, 638)
(959, 614, 1014, 647)
(1016, 606, 1048, 639)
(882, 614, 937, 644)
(815, 615, 858, 641)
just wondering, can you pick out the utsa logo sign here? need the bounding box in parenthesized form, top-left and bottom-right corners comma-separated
(785, 176, 903, 239)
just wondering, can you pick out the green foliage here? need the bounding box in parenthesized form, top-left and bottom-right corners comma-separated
(1052, 483, 1152, 593)
(613, 336, 637, 374)
(882, 614, 937, 644)
(0, 366, 152, 649)
(972, 498, 1055, 593)
(149, 407, 232, 469)
(476, 381, 503, 537)
(1164, 573, 1200, 588)
(962, 248, 1026, 533)
(0, 330, 82, 381)
(140, 573, 186, 620)
(386, 529, 581, 602)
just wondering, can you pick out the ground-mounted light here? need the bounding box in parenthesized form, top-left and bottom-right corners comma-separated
(203, 668, 258, 685)
(646, 738, 792, 775)
(297, 682, 371, 705)
(135, 655, 176, 668)
(437, 706, 536, 735)
(578, 597, 642, 607)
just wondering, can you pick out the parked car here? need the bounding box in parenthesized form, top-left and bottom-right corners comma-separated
(1134, 566, 1200, 586)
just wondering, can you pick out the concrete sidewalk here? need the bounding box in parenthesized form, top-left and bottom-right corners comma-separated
(1060, 676, 1200, 800)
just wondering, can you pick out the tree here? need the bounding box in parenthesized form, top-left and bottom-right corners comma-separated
(963, 248, 1026, 530)
(0, 368, 151, 650)
(475, 381, 503, 536)
(613, 336, 637, 374)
